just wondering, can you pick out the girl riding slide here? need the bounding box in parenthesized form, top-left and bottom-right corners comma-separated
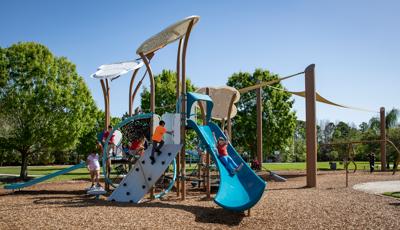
(213, 133, 243, 175)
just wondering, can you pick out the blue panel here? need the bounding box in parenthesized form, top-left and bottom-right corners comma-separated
(4, 162, 86, 190)
(187, 120, 266, 212)
(186, 92, 213, 122)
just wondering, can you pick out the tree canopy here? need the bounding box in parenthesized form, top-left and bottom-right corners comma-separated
(0, 42, 98, 178)
(227, 69, 297, 160)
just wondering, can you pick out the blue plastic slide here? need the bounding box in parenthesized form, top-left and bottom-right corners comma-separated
(187, 120, 266, 212)
(3, 161, 86, 190)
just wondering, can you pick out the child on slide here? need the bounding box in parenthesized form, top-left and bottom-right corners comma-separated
(150, 120, 174, 164)
(213, 133, 243, 175)
(86, 147, 102, 191)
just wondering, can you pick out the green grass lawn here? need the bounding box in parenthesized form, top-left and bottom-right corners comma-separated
(0, 165, 91, 185)
(262, 161, 375, 171)
(0, 161, 384, 186)
(383, 192, 400, 199)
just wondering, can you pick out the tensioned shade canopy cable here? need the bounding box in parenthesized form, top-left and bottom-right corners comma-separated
(238, 71, 304, 94)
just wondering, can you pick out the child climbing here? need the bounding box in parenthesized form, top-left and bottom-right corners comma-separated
(150, 120, 174, 164)
(102, 125, 115, 175)
(86, 146, 102, 190)
(129, 135, 146, 160)
(213, 133, 243, 175)
(102, 125, 115, 155)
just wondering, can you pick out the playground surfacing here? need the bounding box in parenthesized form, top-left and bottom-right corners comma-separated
(0, 171, 399, 229)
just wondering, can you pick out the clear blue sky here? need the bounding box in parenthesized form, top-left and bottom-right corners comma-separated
(1, 0, 399, 125)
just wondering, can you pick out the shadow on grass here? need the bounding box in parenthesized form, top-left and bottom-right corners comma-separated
(28, 193, 245, 226)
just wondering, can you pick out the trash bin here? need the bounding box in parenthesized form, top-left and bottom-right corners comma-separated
(329, 162, 337, 170)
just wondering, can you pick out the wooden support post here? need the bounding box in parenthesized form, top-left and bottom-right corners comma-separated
(139, 53, 156, 198)
(128, 69, 140, 116)
(176, 39, 182, 197)
(345, 144, 350, 187)
(305, 64, 317, 188)
(256, 80, 263, 163)
(180, 21, 194, 200)
(380, 107, 386, 171)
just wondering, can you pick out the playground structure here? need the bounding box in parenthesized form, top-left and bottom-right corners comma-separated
(3, 15, 400, 214)
(90, 15, 266, 212)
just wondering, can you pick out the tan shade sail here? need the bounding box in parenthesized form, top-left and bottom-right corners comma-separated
(196, 86, 240, 120)
(267, 85, 378, 113)
(136, 15, 200, 55)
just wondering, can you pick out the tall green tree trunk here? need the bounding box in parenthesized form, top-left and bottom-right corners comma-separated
(20, 151, 29, 179)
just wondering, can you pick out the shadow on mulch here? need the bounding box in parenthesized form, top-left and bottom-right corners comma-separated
(29, 194, 245, 226)
(0, 176, 36, 184)
(389, 202, 400, 206)
(0, 189, 87, 197)
(267, 186, 308, 191)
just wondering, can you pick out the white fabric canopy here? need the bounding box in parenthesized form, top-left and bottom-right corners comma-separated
(91, 60, 144, 80)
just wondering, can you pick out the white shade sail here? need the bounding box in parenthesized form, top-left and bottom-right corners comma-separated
(91, 60, 144, 80)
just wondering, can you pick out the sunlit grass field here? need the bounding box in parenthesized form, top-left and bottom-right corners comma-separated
(0, 161, 384, 186)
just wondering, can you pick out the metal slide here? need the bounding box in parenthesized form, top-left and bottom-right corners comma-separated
(187, 120, 266, 212)
(3, 162, 86, 190)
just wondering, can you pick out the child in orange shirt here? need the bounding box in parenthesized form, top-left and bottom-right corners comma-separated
(150, 120, 174, 164)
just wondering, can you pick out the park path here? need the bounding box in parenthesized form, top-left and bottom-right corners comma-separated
(353, 180, 400, 194)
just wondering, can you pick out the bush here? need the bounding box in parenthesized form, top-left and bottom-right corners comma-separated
(327, 150, 339, 161)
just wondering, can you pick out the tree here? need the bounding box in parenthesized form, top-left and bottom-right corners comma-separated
(385, 108, 399, 130)
(366, 108, 399, 167)
(287, 120, 306, 162)
(0, 42, 98, 179)
(385, 108, 399, 168)
(227, 69, 297, 160)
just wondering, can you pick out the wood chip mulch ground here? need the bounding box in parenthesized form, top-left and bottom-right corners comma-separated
(0, 170, 399, 229)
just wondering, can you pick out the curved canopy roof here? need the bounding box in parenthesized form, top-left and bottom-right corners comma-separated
(91, 60, 144, 80)
(136, 15, 200, 55)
